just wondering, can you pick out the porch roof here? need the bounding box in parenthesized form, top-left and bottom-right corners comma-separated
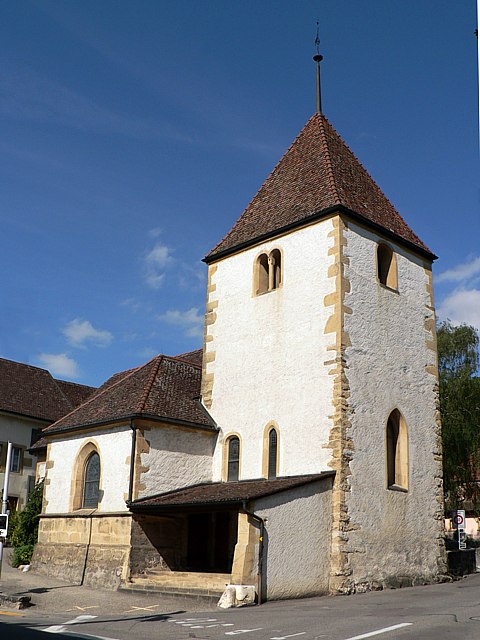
(128, 472, 335, 512)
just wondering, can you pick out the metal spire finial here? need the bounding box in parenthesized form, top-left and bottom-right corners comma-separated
(313, 21, 323, 114)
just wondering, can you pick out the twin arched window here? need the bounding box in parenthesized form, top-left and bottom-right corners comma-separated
(255, 249, 282, 295)
(377, 243, 398, 290)
(224, 427, 280, 482)
(386, 409, 408, 491)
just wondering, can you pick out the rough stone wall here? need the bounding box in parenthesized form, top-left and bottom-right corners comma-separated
(253, 478, 333, 600)
(129, 515, 182, 575)
(206, 219, 337, 481)
(340, 220, 446, 591)
(137, 423, 215, 499)
(33, 514, 132, 589)
(44, 427, 132, 514)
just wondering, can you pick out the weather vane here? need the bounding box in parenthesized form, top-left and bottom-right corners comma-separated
(313, 21, 323, 114)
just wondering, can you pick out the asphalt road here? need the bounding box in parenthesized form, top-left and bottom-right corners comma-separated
(2, 572, 480, 640)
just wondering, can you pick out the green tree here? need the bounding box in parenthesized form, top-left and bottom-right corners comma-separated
(9, 480, 44, 567)
(438, 321, 480, 513)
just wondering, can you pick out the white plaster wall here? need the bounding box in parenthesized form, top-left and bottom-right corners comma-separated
(45, 427, 132, 514)
(207, 220, 337, 481)
(343, 222, 442, 583)
(253, 478, 333, 599)
(138, 425, 216, 498)
(0, 414, 39, 508)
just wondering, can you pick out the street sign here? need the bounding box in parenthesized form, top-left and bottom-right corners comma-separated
(0, 513, 8, 538)
(452, 510, 466, 550)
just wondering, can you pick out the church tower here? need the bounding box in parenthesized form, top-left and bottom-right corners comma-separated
(201, 51, 445, 592)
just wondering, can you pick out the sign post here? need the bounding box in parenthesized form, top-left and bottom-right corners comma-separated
(0, 441, 13, 582)
(452, 510, 467, 550)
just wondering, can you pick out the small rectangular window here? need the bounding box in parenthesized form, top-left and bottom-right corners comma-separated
(10, 447, 22, 473)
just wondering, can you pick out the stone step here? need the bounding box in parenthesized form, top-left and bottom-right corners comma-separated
(142, 569, 230, 585)
(119, 579, 224, 604)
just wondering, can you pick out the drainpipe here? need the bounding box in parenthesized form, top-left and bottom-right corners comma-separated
(242, 500, 265, 605)
(128, 419, 137, 504)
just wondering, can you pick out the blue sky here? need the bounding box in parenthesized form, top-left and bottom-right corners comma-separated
(1, 1, 478, 386)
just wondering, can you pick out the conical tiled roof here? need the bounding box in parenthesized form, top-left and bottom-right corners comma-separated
(43, 354, 215, 434)
(206, 113, 433, 261)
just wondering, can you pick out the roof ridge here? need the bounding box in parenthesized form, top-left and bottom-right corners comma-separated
(321, 115, 427, 248)
(0, 357, 50, 375)
(45, 362, 144, 430)
(134, 355, 164, 414)
(317, 114, 341, 205)
(166, 354, 202, 369)
(207, 117, 316, 257)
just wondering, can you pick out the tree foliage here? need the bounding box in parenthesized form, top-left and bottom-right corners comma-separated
(438, 321, 480, 513)
(9, 480, 43, 567)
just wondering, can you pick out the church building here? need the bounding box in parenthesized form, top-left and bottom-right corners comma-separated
(32, 55, 446, 601)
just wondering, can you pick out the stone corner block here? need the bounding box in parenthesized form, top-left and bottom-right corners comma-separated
(217, 584, 256, 608)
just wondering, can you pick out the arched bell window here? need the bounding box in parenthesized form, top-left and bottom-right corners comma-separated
(82, 452, 100, 508)
(254, 249, 283, 295)
(377, 243, 398, 290)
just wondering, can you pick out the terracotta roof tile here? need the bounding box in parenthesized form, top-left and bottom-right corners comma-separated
(43, 354, 215, 434)
(174, 349, 203, 367)
(130, 473, 335, 510)
(206, 113, 432, 261)
(0, 358, 95, 422)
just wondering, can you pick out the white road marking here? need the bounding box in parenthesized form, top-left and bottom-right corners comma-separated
(42, 614, 98, 634)
(124, 604, 159, 613)
(66, 606, 99, 612)
(343, 623, 413, 640)
(271, 633, 307, 640)
(225, 629, 263, 636)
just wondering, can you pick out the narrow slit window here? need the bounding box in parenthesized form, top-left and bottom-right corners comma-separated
(377, 244, 398, 290)
(267, 428, 278, 479)
(227, 437, 240, 482)
(256, 253, 269, 294)
(83, 452, 100, 508)
(386, 410, 408, 490)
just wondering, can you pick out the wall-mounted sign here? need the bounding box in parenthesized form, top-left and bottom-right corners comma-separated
(0, 514, 8, 538)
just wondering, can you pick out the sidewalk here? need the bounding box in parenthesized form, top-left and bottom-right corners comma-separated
(0, 548, 217, 616)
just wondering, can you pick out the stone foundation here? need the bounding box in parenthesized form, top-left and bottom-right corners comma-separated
(32, 513, 133, 590)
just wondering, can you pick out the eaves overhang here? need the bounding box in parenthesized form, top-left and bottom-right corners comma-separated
(42, 412, 219, 439)
(204, 204, 437, 265)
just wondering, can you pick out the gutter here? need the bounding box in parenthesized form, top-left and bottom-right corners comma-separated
(242, 500, 265, 605)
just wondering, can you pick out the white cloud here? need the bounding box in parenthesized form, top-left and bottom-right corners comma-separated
(63, 318, 113, 348)
(37, 353, 80, 379)
(148, 227, 162, 239)
(158, 307, 204, 338)
(437, 256, 480, 284)
(437, 288, 480, 331)
(144, 241, 173, 289)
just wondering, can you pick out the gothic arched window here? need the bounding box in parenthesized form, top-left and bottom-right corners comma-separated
(267, 428, 278, 479)
(83, 452, 101, 508)
(227, 436, 240, 482)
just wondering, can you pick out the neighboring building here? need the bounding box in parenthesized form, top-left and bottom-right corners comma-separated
(33, 110, 446, 599)
(0, 358, 95, 511)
